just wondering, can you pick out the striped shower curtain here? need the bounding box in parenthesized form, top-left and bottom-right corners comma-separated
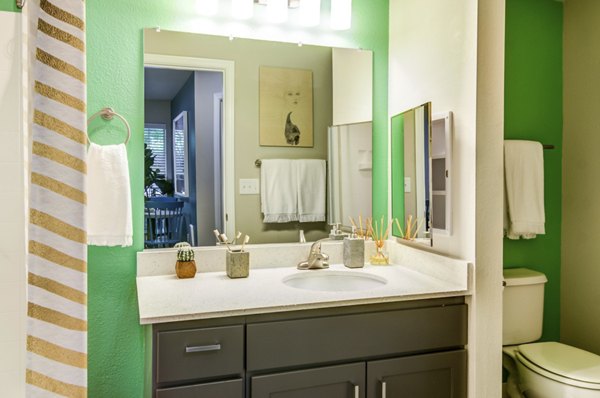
(27, 0, 87, 396)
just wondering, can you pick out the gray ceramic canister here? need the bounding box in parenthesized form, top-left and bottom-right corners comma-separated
(343, 227, 364, 268)
(226, 250, 249, 278)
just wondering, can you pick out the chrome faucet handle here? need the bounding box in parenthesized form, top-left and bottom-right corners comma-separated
(297, 238, 331, 269)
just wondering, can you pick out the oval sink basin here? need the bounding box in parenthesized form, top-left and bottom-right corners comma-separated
(282, 271, 387, 292)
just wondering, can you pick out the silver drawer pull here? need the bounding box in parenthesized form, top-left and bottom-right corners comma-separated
(354, 384, 359, 398)
(185, 344, 221, 353)
(381, 381, 387, 398)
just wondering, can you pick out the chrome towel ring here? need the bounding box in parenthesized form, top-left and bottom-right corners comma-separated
(87, 107, 131, 145)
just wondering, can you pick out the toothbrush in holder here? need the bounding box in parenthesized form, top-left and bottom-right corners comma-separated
(241, 235, 250, 252)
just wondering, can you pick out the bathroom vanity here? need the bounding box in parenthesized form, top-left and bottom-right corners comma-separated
(137, 241, 472, 398)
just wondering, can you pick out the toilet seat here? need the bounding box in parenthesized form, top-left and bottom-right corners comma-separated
(516, 342, 600, 390)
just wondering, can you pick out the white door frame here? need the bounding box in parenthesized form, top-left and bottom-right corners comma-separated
(213, 92, 224, 233)
(144, 53, 236, 238)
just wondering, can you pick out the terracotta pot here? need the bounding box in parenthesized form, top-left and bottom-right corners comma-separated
(175, 260, 196, 279)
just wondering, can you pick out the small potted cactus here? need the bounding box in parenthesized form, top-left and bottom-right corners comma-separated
(175, 242, 196, 279)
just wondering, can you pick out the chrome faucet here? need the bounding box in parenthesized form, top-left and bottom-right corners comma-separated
(297, 238, 330, 270)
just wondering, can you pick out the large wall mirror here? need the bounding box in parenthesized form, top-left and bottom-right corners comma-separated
(143, 29, 373, 248)
(391, 102, 433, 246)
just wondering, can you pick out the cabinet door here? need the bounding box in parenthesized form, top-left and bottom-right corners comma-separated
(367, 350, 466, 398)
(156, 378, 243, 398)
(252, 362, 365, 398)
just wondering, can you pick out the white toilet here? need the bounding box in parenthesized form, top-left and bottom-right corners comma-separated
(503, 268, 600, 397)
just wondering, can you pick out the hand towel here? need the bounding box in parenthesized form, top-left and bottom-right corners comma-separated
(260, 159, 299, 223)
(87, 142, 133, 246)
(504, 140, 545, 239)
(297, 159, 327, 222)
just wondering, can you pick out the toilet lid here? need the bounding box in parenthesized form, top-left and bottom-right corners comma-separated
(519, 342, 600, 385)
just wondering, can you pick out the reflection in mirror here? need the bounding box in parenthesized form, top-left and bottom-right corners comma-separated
(327, 122, 373, 230)
(143, 30, 373, 248)
(172, 111, 189, 197)
(391, 102, 432, 246)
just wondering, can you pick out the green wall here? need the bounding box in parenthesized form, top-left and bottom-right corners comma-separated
(0, 0, 19, 13)
(86, 1, 388, 396)
(504, 0, 562, 342)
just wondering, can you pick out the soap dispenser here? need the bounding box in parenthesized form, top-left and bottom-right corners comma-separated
(329, 223, 345, 240)
(343, 226, 364, 268)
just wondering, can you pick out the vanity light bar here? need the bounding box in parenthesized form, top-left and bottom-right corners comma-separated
(255, 0, 299, 6)
(196, 0, 219, 16)
(184, 0, 349, 31)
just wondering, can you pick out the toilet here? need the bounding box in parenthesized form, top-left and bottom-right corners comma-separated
(503, 268, 600, 397)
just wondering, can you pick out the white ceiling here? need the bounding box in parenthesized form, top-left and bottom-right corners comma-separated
(144, 67, 193, 101)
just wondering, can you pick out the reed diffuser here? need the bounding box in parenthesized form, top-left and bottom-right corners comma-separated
(394, 215, 423, 241)
(369, 216, 392, 265)
(349, 215, 372, 240)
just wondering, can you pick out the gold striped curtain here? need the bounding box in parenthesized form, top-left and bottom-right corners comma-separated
(27, 0, 87, 396)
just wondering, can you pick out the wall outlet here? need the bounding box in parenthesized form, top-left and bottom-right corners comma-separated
(239, 178, 259, 195)
(404, 177, 411, 193)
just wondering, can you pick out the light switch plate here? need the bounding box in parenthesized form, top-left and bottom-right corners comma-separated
(404, 177, 411, 193)
(239, 178, 259, 195)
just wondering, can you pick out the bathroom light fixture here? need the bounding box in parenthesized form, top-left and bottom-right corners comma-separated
(330, 0, 352, 30)
(298, 0, 321, 27)
(232, 0, 254, 20)
(196, 0, 219, 16)
(266, 0, 289, 23)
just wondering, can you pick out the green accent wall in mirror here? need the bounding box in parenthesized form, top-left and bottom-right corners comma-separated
(391, 102, 432, 246)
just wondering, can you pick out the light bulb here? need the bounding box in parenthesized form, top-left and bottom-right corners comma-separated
(267, 0, 288, 24)
(232, 0, 254, 20)
(330, 0, 352, 30)
(299, 0, 321, 27)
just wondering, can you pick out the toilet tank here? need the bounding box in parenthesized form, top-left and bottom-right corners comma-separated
(503, 268, 548, 345)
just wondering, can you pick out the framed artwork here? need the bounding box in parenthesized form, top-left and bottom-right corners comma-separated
(172, 111, 189, 197)
(259, 66, 313, 147)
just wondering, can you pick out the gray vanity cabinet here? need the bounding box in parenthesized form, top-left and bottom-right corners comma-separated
(252, 363, 365, 398)
(367, 350, 467, 398)
(149, 298, 467, 398)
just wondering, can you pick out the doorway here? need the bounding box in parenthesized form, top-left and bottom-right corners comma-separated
(144, 57, 233, 246)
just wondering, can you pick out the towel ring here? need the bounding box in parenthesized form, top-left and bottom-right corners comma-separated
(87, 107, 131, 145)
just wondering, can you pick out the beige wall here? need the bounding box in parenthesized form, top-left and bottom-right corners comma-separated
(389, 0, 505, 396)
(561, 0, 600, 355)
(0, 11, 25, 396)
(144, 30, 332, 244)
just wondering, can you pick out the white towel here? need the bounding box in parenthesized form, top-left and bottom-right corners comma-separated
(87, 143, 133, 246)
(504, 140, 545, 239)
(297, 159, 327, 222)
(260, 159, 299, 223)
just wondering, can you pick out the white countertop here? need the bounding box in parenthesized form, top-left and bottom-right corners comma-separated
(136, 259, 471, 324)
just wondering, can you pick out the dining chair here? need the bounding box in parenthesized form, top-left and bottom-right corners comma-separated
(144, 200, 185, 248)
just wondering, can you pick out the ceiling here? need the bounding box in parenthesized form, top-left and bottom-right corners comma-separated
(144, 67, 193, 101)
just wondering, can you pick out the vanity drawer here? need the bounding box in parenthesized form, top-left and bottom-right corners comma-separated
(246, 304, 467, 371)
(156, 378, 243, 398)
(156, 325, 244, 384)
